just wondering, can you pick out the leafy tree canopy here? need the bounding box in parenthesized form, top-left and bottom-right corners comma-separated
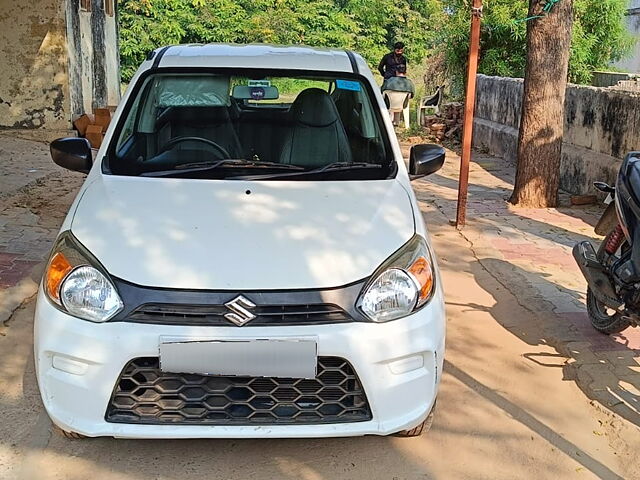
(442, 0, 634, 87)
(118, 0, 443, 81)
(118, 0, 634, 87)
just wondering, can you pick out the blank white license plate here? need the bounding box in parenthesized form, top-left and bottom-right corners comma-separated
(159, 338, 317, 379)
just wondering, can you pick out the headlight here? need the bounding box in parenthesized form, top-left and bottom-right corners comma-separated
(44, 232, 123, 322)
(60, 266, 123, 322)
(357, 235, 435, 322)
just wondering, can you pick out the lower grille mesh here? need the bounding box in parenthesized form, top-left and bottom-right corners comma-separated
(106, 357, 372, 425)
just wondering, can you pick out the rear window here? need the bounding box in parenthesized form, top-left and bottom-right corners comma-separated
(107, 71, 393, 181)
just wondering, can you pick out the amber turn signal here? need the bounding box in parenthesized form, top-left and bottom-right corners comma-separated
(45, 252, 73, 303)
(408, 256, 434, 305)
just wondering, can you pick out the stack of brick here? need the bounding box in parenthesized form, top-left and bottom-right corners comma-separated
(72, 107, 116, 148)
(422, 102, 464, 141)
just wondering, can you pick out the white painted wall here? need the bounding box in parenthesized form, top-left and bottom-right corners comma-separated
(78, 11, 94, 114)
(104, 14, 120, 106)
(66, 2, 120, 119)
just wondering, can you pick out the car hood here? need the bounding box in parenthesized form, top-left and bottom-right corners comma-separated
(71, 176, 415, 290)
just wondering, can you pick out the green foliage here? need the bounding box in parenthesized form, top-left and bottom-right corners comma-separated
(118, 0, 634, 88)
(440, 0, 634, 90)
(118, 0, 248, 81)
(570, 0, 635, 83)
(117, 0, 444, 82)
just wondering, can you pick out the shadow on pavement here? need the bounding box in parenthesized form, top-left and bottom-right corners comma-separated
(463, 257, 640, 430)
(424, 171, 602, 249)
(445, 359, 625, 480)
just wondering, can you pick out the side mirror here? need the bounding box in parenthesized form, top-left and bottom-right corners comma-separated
(409, 144, 446, 178)
(50, 137, 92, 174)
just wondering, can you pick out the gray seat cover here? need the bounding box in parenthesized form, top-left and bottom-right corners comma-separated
(279, 88, 352, 167)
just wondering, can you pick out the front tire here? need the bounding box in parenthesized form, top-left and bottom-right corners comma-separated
(52, 424, 87, 439)
(586, 288, 631, 334)
(394, 403, 436, 438)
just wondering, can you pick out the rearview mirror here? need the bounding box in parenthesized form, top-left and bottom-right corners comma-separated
(232, 85, 279, 101)
(50, 137, 92, 174)
(409, 144, 446, 178)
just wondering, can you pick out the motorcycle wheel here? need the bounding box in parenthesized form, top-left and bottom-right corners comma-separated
(587, 229, 632, 334)
(586, 289, 631, 334)
(586, 229, 632, 334)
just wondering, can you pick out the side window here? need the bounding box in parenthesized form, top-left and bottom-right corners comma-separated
(354, 88, 379, 140)
(116, 93, 143, 152)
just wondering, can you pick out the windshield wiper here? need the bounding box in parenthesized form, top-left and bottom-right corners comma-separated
(311, 162, 383, 173)
(233, 162, 382, 180)
(140, 159, 305, 178)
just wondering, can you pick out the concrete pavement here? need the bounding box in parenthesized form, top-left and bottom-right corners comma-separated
(0, 135, 639, 479)
(407, 144, 640, 428)
(0, 133, 83, 329)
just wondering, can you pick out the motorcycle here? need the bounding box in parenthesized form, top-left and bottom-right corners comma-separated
(573, 151, 640, 334)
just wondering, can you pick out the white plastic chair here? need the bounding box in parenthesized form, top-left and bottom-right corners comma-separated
(383, 90, 411, 129)
(417, 85, 444, 126)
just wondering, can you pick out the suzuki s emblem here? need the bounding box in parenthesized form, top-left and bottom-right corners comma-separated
(224, 295, 257, 326)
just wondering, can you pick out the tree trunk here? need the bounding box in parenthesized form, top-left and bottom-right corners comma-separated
(509, 0, 573, 208)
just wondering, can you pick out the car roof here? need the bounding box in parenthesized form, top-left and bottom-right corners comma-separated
(152, 43, 355, 73)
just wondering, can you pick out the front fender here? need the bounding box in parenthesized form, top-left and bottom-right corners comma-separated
(595, 202, 618, 236)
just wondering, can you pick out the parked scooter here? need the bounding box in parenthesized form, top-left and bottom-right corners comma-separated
(573, 152, 640, 334)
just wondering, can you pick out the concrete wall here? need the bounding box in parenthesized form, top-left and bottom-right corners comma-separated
(66, 0, 120, 118)
(0, 0, 120, 130)
(592, 71, 639, 88)
(104, 11, 120, 106)
(0, 0, 71, 129)
(473, 75, 640, 195)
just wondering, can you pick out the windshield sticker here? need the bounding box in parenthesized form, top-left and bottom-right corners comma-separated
(248, 80, 271, 87)
(336, 80, 361, 92)
(250, 87, 266, 100)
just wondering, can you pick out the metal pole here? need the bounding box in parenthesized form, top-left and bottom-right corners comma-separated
(455, 0, 483, 228)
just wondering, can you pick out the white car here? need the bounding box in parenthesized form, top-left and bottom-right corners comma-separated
(36, 44, 446, 439)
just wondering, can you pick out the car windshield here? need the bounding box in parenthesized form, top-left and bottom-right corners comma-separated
(107, 71, 393, 181)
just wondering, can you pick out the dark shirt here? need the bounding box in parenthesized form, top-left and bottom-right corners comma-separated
(378, 52, 407, 79)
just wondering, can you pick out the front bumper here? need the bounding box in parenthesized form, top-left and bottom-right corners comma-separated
(34, 286, 445, 438)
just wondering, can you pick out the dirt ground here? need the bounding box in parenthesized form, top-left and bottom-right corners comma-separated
(1, 141, 640, 479)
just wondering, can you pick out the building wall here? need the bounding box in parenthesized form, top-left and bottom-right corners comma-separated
(0, 0, 71, 129)
(104, 11, 120, 106)
(0, 0, 120, 130)
(66, 0, 120, 118)
(613, 1, 640, 73)
(473, 75, 640, 195)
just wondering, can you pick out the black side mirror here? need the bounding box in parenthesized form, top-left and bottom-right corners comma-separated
(50, 137, 92, 174)
(409, 144, 446, 178)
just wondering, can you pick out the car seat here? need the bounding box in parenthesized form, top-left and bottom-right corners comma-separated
(279, 88, 352, 168)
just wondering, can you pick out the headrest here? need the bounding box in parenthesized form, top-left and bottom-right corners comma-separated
(290, 88, 340, 127)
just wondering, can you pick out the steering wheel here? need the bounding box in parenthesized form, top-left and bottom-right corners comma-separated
(159, 136, 231, 159)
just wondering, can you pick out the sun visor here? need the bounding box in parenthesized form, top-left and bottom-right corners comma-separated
(137, 75, 231, 133)
(157, 76, 231, 107)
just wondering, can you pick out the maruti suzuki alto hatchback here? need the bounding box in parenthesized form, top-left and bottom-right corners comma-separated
(36, 44, 446, 439)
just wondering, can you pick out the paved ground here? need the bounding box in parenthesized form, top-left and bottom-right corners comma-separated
(409, 146, 640, 425)
(0, 133, 84, 327)
(1, 134, 639, 479)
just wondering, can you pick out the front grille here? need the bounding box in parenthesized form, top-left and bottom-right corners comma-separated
(126, 303, 352, 326)
(106, 357, 372, 425)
